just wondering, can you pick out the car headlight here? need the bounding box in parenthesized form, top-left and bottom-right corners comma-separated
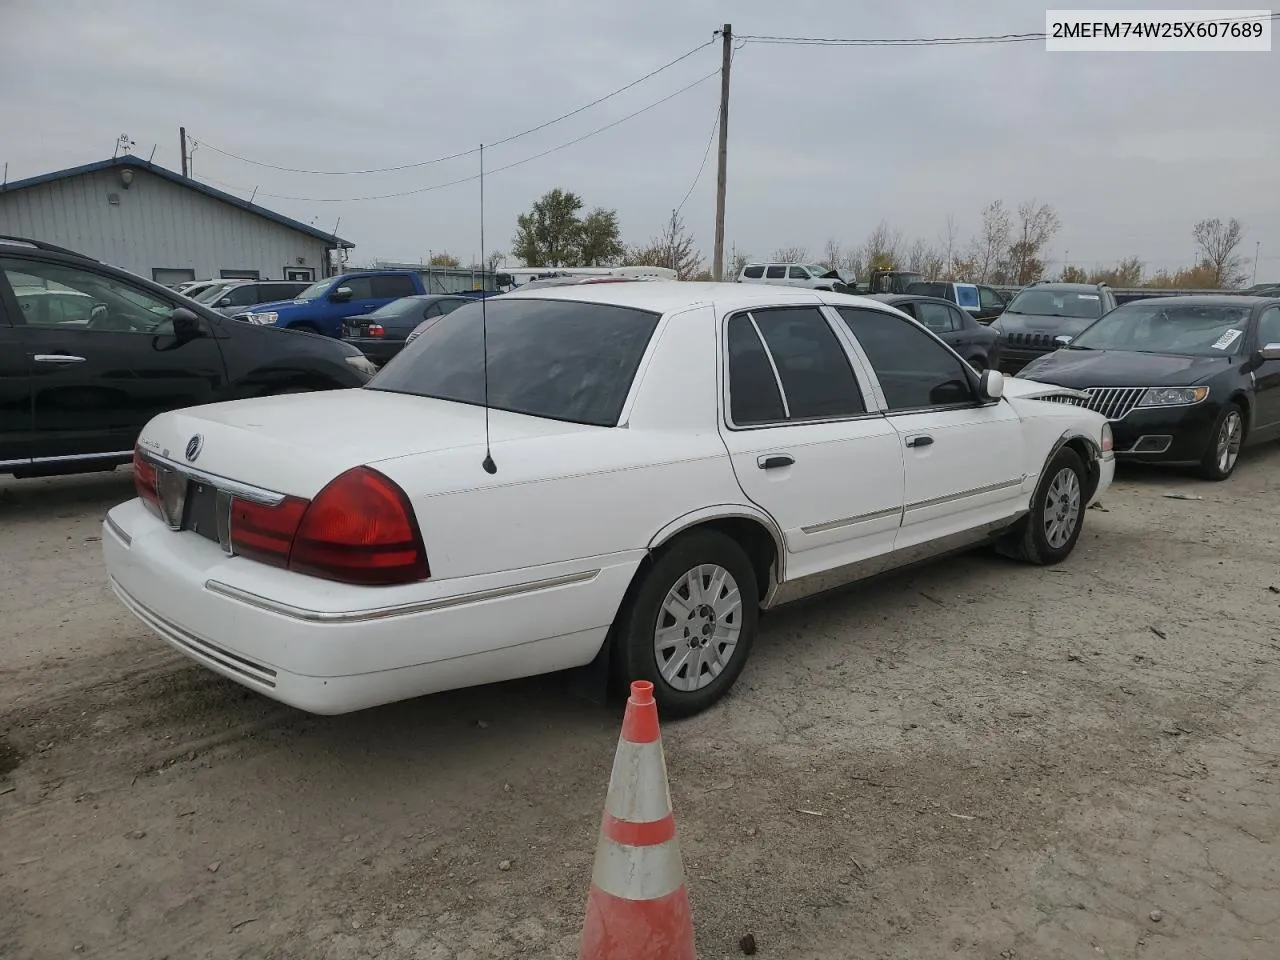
(345, 355, 378, 377)
(1137, 386, 1209, 407)
(245, 311, 278, 325)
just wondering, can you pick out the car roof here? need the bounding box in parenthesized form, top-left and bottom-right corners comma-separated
(870, 293, 958, 307)
(1022, 283, 1106, 292)
(1122, 294, 1277, 307)
(500, 280, 892, 315)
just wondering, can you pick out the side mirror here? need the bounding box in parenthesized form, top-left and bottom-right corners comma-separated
(1054, 335, 1073, 347)
(330, 286, 353, 303)
(171, 307, 204, 341)
(1259, 342, 1280, 361)
(89, 303, 109, 323)
(216, 297, 231, 307)
(978, 368, 1005, 401)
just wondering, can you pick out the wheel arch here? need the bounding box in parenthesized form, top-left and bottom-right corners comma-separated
(1042, 429, 1104, 503)
(646, 506, 785, 599)
(1226, 390, 1252, 439)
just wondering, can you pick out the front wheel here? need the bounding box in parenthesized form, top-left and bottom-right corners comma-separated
(1197, 402, 1244, 481)
(1003, 447, 1087, 565)
(614, 530, 759, 718)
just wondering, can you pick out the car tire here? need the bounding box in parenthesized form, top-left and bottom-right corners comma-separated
(1196, 402, 1244, 481)
(614, 530, 759, 719)
(1003, 447, 1088, 566)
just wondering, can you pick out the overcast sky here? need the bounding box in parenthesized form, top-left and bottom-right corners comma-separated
(2, 0, 1277, 279)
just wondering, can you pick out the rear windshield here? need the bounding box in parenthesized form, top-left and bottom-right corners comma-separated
(906, 282, 950, 299)
(367, 297, 660, 427)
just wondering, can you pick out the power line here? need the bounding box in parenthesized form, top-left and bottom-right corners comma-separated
(235, 69, 719, 203)
(191, 39, 714, 177)
(674, 110, 718, 219)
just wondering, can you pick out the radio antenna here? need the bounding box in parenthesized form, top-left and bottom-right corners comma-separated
(479, 143, 497, 475)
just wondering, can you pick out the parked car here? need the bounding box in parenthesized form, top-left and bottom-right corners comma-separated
(990, 282, 1118, 374)
(104, 283, 1113, 718)
(867, 293, 1001, 371)
(176, 279, 225, 300)
(738, 262, 847, 291)
(905, 281, 1008, 322)
(1017, 295, 1280, 480)
(0, 237, 377, 479)
(342, 294, 473, 365)
(204, 279, 311, 316)
(235, 271, 433, 337)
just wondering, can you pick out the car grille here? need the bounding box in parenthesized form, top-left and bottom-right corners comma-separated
(1041, 386, 1146, 421)
(1002, 331, 1058, 349)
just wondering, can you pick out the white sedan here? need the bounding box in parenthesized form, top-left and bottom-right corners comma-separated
(103, 283, 1114, 717)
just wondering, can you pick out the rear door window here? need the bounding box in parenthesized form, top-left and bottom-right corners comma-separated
(372, 275, 418, 299)
(915, 302, 958, 333)
(370, 298, 659, 427)
(765, 265, 786, 279)
(743, 265, 765, 279)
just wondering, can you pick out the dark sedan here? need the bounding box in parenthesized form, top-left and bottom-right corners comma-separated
(868, 294, 1001, 371)
(341, 294, 472, 365)
(1016, 296, 1280, 480)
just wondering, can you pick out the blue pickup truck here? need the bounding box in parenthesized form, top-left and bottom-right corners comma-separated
(233, 270, 497, 338)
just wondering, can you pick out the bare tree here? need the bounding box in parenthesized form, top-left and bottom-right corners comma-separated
(1192, 217, 1247, 288)
(968, 200, 1011, 283)
(1007, 200, 1061, 285)
(485, 250, 506, 272)
(860, 221, 902, 273)
(820, 238, 846, 272)
(906, 238, 944, 279)
(938, 214, 960, 278)
(729, 245, 752, 279)
(623, 210, 705, 280)
(772, 246, 809, 263)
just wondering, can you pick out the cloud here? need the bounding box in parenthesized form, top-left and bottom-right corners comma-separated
(1, 0, 1274, 275)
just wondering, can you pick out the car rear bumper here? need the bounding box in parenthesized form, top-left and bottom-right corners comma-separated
(103, 499, 639, 714)
(342, 337, 404, 365)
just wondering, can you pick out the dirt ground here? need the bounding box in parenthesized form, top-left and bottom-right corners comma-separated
(1, 448, 1278, 960)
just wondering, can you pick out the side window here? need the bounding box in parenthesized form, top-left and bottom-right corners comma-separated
(727, 315, 786, 425)
(836, 307, 975, 411)
(1, 258, 175, 333)
(372, 275, 418, 299)
(978, 286, 1004, 310)
(787, 266, 809, 280)
(893, 302, 918, 320)
(765, 265, 786, 279)
(1259, 306, 1280, 345)
(748, 307, 866, 420)
(743, 265, 765, 279)
(337, 277, 375, 299)
(947, 306, 969, 330)
(437, 298, 467, 315)
(915, 302, 957, 333)
(421, 302, 442, 319)
(226, 284, 260, 306)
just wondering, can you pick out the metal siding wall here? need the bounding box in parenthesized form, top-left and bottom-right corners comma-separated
(0, 169, 330, 281)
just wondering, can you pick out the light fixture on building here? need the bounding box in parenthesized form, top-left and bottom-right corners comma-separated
(119, 168, 134, 189)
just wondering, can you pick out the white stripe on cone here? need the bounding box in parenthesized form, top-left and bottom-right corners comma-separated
(590, 837, 687, 901)
(605, 737, 674, 824)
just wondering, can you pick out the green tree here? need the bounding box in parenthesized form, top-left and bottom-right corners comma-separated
(579, 208, 625, 266)
(428, 251, 460, 267)
(512, 188, 585, 267)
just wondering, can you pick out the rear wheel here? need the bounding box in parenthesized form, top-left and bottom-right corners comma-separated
(614, 530, 759, 718)
(1197, 402, 1243, 481)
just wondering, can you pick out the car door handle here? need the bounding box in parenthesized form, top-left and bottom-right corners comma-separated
(905, 435, 934, 448)
(758, 454, 794, 470)
(33, 354, 87, 364)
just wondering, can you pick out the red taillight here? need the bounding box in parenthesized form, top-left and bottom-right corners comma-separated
(230, 495, 310, 568)
(288, 467, 429, 585)
(367, 324, 385, 338)
(133, 447, 162, 517)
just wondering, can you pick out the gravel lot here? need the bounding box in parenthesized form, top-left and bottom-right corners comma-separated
(2, 449, 1278, 960)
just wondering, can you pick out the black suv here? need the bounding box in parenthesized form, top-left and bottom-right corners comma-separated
(0, 237, 376, 479)
(990, 281, 1118, 374)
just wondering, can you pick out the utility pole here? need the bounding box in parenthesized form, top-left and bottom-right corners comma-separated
(180, 127, 188, 177)
(712, 23, 732, 281)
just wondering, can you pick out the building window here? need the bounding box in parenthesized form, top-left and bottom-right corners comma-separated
(284, 267, 315, 281)
(219, 269, 260, 280)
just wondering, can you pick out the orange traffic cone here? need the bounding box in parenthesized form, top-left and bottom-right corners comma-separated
(579, 680, 696, 960)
